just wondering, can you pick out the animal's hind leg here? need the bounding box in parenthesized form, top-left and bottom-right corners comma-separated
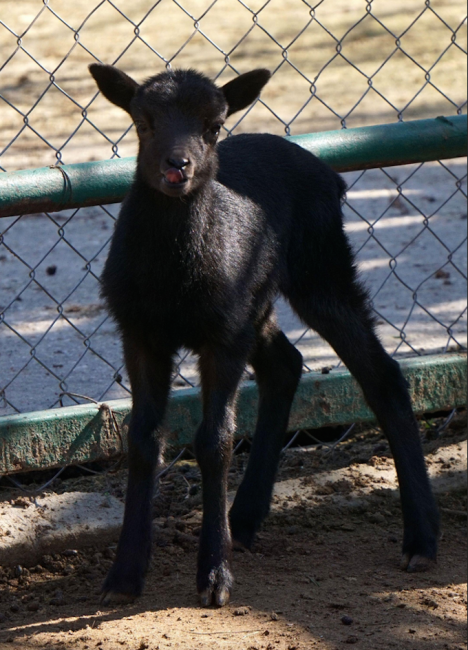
(230, 310, 303, 549)
(287, 280, 439, 571)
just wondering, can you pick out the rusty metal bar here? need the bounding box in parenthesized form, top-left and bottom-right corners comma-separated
(0, 353, 465, 475)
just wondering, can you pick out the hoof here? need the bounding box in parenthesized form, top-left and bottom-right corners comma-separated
(230, 524, 256, 551)
(100, 564, 144, 607)
(198, 562, 233, 608)
(401, 553, 435, 573)
(232, 539, 249, 553)
(199, 585, 231, 608)
(230, 505, 258, 552)
(100, 590, 136, 607)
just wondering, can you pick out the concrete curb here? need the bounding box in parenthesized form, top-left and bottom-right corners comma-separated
(0, 492, 124, 567)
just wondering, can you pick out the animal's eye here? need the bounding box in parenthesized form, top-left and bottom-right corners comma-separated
(209, 123, 223, 138)
(203, 122, 224, 144)
(135, 121, 152, 136)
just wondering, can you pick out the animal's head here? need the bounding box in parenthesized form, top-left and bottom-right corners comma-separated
(89, 64, 271, 197)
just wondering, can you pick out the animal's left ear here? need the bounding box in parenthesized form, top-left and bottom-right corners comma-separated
(221, 69, 271, 117)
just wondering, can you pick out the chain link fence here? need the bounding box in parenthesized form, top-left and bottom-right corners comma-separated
(0, 0, 467, 420)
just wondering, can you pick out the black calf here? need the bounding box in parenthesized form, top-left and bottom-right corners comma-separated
(88, 63, 439, 607)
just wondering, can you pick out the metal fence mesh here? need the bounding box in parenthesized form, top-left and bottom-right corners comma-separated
(0, 0, 467, 417)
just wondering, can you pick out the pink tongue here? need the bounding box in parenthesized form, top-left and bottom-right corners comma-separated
(165, 168, 185, 184)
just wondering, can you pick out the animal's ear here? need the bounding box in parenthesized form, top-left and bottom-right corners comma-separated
(221, 69, 271, 117)
(89, 64, 139, 114)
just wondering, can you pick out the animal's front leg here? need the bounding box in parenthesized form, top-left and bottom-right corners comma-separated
(101, 338, 173, 605)
(195, 344, 250, 607)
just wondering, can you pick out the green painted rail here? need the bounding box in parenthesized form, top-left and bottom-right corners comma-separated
(0, 115, 466, 218)
(0, 353, 465, 475)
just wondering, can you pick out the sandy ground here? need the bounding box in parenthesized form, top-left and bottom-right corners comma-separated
(0, 411, 466, 650)
(1, 2, 467, 415)
(1, 1, 467, 415)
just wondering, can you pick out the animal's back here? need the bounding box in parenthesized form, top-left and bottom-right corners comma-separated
(218, 133, 352, 299)
(217, 133, 346, 226)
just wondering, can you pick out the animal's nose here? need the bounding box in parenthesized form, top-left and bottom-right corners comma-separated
(167, 157, 190, 170)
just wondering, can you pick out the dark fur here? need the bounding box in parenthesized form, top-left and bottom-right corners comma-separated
(89, 64, 439, 608)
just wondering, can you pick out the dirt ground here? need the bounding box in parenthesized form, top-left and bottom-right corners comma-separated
(0, 411, 466, 650)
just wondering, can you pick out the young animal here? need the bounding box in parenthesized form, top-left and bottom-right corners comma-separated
(89, 63, 439, 608)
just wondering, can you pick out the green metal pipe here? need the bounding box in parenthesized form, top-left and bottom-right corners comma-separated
(0, 353, 465, 475)
(0, 115, 466, 219)
(290, 114, 467, 172)
(0, 158, 136, 219)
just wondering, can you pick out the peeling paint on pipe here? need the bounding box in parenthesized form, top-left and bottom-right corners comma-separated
(0, 353, 465, 475)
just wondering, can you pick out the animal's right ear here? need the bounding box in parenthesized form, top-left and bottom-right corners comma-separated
(89, 64, 139, 114)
